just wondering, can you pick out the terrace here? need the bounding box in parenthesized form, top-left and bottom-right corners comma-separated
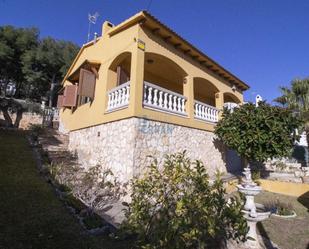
(105, 51, 241, 124)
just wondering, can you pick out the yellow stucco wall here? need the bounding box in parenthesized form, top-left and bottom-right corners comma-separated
(259, 179, 309, 197)
(224, 178, 309, 197)
(60, 20, 245, 132)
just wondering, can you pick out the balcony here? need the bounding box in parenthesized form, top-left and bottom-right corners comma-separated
(107, 81, 220, 123)
(105, 51, 241, 128)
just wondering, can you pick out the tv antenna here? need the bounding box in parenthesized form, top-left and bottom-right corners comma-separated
(87, 12, 99, 42)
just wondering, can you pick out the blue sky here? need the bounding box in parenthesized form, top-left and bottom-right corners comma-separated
(1, 0, 308, 102)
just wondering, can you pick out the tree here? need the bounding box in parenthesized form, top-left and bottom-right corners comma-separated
(123, 152, 248, 249)
(21, 37, 79, 102)
(215, 102, 301, 164)
(274, 78, 309, 152)
(0, 26, 38, 96)
(0, 25, 79, 101)
(0, 97, 24, 128)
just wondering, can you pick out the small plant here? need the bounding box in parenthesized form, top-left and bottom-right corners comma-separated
(63, 194, 85, 214)
(122, 152, 248, 248)
(74, 165, 127, 211)
(82, 212, 105, 230)
(47, 163, 62, 180)
(265, 199, 294, 216)
(58, 184, 71, 193)
(272, 161, 288, 172)
(29, 123, 44, 135)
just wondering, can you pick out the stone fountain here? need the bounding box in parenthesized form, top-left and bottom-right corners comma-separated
(237, 166, 271, 249)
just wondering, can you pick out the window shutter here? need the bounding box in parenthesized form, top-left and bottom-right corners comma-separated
(63, 85, 78, 107)
(117, 66, 129, 85)
(79, 68, 96, 99)
(57, 95, 64, 108)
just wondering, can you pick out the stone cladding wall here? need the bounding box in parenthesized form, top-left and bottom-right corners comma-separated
(68, 117, 227, 183)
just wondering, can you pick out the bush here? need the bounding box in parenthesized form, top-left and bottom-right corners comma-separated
(122, 152, 248, 249)
(215, 102, 301, 163)
(82, 212, 105, 230)
(63, 194, 85, 214)
(29, 124, 44, 135)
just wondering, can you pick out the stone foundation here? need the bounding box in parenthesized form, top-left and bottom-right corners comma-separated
(68, 117, 228, 183)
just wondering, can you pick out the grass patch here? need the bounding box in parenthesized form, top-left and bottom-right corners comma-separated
(0, 130, 130, 249)
(256, 191, 309, 249)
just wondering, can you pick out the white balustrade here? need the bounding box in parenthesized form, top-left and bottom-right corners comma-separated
(194, 100, 219, 123)
(106, 82, 130, 111)
(223, 102, 239, 112)
(143, 81, 187, 115)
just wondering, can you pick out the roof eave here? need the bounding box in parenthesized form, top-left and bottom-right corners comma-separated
(108, 10, 249, 91)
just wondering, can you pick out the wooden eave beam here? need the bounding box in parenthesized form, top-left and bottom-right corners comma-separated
(90, 66, 99, 79)
(152, 27, 160, 34)
(164, 35, 172, 41)
(174, 43, 181, 48)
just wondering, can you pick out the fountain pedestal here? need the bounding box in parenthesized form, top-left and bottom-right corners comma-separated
(237, 166, 270, 249)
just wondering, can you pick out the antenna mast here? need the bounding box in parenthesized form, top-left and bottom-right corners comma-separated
(87, 12, 99, 42)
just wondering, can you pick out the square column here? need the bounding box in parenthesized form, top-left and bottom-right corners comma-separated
(215, 92, 224, 119)
(128, 40, 145, 115)
(183, 75, 194, 119)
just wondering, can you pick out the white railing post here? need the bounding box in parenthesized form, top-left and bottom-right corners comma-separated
(163, 92, 168, 109)
(147, 87, 153, 105)
(158, 91, 163, 107)
(168, 94, 173, 111)
(153, 89, 158, 106)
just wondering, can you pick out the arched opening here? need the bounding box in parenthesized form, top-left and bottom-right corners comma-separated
(106, 52, 132, 111)
(223, 92, 241, 104)
(107, 52, 132, 90)
(144, 52, 187, 94)
(193, 77, 219, 107)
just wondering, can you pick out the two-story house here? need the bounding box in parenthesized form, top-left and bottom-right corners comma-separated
(58, 11, 249, 183)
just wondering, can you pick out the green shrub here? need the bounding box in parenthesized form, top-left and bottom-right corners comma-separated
(82, 212, 105, 230)
(215, 102, 301, 164)
(273, 161, 288, 171)
(122, 152, 248, 249)
(63, 194, 85, 214)
(58, 184, 71, 193)
(29, 123, 44, 134)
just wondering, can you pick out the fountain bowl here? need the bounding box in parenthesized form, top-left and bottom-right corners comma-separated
(237, 184, 262, 196)
(242, 203, 271, 222)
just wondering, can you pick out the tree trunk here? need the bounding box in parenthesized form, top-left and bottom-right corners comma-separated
(14, 81, 22, 99)
(305, 127, 309, 166)
(13, 108, 23, 128)
(0, 106, 13, 127)
(49, 74, 57, 107)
